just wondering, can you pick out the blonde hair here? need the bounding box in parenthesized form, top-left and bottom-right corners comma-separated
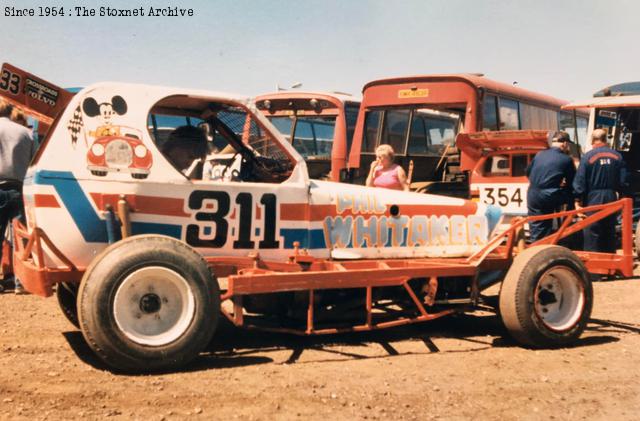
(591, 128, 608, 143)
(375, 144, 395, 160)
(10, 108, 28, 127)
(0, 98, 12, 118)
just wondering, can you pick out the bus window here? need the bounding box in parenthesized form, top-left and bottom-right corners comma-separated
(344, 102, 360, 152)
(268, 116, 293, 142)
(498, 97, 520, 130)
(381, 110, 410, 154)
(558, 111, 577, 141)
(520, 102, 558, 130)
(511, 154, 528, 177)
(292, 116, 336, 158)
(483, 154, 510, 176)
(427, 116, 456, 147)
(407, 114, 428, 154)
(576, 116, 588, 151)
(363, 110, 382, 152)
(483, 95, 499, 131)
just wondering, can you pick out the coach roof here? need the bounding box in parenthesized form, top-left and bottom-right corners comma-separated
(362, 74, 568, 109)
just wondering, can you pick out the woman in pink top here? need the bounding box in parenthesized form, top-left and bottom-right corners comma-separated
(365, 144, 409, 191)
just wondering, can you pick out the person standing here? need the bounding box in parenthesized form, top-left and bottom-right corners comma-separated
(0, 99, 34, 294)
(366, 144, 409, 191)
(525, 131, 576, 242)
(573, 128, 628, 252)
(10, 108, 28, 128)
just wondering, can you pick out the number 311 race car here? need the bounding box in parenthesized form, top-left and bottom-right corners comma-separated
(1, 63, 633, 372)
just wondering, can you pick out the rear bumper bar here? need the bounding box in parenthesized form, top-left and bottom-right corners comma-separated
(12, 220, 83, 297)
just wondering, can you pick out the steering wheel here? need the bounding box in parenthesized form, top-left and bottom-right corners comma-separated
(220, 152, 241, 181)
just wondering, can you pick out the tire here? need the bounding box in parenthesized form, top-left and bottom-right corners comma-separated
(131, 173, 148, 179)
(56, 282, 80, 329)
(78, 235, 220, 372)
(90, 170, 107, 177)
(499, 245, 592, 348)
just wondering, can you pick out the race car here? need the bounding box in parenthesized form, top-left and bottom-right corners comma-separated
(5, 66, 632, 373)
(457, 130, 550, 221)
(86, 130, 153, 179)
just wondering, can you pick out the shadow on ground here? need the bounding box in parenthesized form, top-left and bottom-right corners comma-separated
(62, 311, 632, 375)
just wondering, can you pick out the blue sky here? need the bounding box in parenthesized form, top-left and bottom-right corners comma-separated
(1, 0, 637, 101)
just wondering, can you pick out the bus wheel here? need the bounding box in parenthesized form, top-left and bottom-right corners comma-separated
(56, 282, 80, 329)
(78, 235, 220, 372)
(499, 245, 592, 348)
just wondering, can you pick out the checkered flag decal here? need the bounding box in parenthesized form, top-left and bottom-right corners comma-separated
(67, 105, 84, 146)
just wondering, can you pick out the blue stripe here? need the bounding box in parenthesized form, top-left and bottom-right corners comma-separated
(36, 170, 108, 242)
(131, 222, 181, 239)
(280, 228, 326, 249)
(34, 170, 182, 243)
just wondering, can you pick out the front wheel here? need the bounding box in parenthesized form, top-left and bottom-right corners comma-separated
(78, 235, 220, 372)
(499, 245, 592, 348)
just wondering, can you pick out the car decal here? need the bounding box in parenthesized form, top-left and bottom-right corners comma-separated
(280, 228, 326, 249)
(33, 194, 60, 208)
(34, 170, 181, 242)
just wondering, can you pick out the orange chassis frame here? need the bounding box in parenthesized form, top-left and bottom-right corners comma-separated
(12, 198, 634, 335)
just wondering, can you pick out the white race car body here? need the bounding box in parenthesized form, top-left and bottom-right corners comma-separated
(23, 82, 500, 269)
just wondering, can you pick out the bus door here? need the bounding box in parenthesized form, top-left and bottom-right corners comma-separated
(358, 107, 459, 186)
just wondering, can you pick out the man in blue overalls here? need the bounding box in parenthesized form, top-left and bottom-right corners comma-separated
(573, 128, 628, 252)
(526, 131, 576, 242)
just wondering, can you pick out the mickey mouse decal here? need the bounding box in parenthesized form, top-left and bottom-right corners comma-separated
(83, 95, 128, 138)
(78, 94, 153, 179)
(67, 95, 128, 146)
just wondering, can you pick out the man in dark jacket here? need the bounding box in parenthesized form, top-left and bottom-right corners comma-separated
(573, 128, 628, 252)
(526, 131, 576, 242)
(0, 99, 34, 294)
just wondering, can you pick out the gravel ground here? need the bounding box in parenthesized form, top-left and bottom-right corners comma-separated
(0, 279, 638, 420)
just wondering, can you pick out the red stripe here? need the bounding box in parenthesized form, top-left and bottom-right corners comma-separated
(281, 202, 478, 221)
(90, 193, 190, 217)
(34, 194, 60, 208)
(81, 194, 478, 221)
(588, 152, 620, 165)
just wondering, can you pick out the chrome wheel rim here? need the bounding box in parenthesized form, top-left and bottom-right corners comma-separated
(113, 266, 195, 346)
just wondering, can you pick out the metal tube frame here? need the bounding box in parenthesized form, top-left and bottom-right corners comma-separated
(12, 198, 635, 335)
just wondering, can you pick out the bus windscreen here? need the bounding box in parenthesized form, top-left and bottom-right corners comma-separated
(267, 115, 336, 158)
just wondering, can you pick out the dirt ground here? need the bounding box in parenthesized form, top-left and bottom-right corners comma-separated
(0, 279, 638, 421)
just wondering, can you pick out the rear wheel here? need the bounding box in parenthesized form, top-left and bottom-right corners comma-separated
(499, 245, 592, 348)
(78, 235, 220, 372)
(56, 282, 80, 329)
